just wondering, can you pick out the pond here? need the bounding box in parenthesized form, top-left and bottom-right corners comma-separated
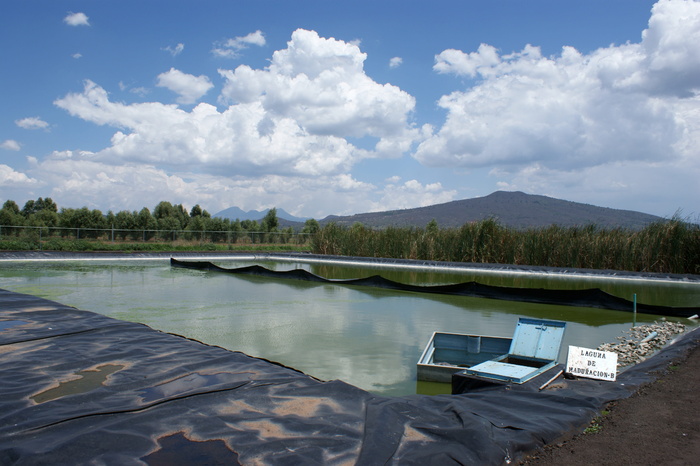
(1, 256, 698, 396)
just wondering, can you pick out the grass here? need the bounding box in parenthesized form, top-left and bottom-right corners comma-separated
(0, 237, 312, 254)
(584, 409, 610, 434)
(4, 216, 698, 274)
(311, 217, 700, 274)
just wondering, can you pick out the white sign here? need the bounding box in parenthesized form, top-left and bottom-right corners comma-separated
(566, 346, 618, 381)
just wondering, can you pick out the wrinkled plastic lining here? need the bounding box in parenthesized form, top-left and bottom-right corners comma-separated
(1, 289, 698, 465)
(171, 258, 700, 318)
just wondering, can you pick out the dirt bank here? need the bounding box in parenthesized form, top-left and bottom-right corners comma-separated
(521, 342, 700, 465)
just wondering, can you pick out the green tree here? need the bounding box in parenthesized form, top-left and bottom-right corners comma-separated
(241, 219, 259, 231)
(157, 216, 181, 241)
(190, 204, 203, 217)
(114, 210, 137, 240)
(186, 215, 207, 242)
(21, 199, 36, 217)
(30, 209, 59, 228)
(205, 216, 228, 242)
(174, 204, 190, 228)
(59, 207, 106, 238)
(240, 219, 260, 243)
(153, 201, 189, 230)
(37, 197, 58, 213)
(262, 208, 279, 232)
(136, 207, 157, 240)
(153, 201, 174, 220)
(21, 197, 58, 217)
(302, 218, 320, 235)
(426, 219, 439, 234)
(0, 200, 24, 230)
(229, 219, 242, 242)
(2, 200, 20, 215)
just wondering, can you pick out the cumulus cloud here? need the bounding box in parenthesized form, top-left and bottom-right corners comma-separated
(64, 12, 89, 27)
(389, 57, 403, 68)
(24, 151, 383, 215)
(0, 164, 37, 186)
(54, 80, 365, 177)
(24, 148, 459, 218)
(164, 43, 185, 56)
(1, 140, 21, 151)
(433, 43, 500, 77)
(219, 29, 418, 156)
(156, 68, 214, 104)
(212, 30, 266, 58)
(370, 178, 457, 212)
(55, 30, 419, 182)
(417, 0, 700, 180)
(15, 117, 49, 130)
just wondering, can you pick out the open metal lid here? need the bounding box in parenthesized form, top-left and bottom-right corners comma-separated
(509, 318, 566, 360)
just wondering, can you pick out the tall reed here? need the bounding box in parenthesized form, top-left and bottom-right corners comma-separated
(311, 217, 700, 274)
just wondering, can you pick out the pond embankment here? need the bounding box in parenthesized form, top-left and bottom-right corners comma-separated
(2, 286, 699, 464)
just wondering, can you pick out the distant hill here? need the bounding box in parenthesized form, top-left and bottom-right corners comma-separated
(214, 206, 309, 223)
(319, 191, 663, 230)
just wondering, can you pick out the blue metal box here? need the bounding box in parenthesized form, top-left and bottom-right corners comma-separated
(417, 332, 513, 383)
(462, 318, 566, 384)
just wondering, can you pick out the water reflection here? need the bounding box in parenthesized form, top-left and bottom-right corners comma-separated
(1, 259, 697, 396)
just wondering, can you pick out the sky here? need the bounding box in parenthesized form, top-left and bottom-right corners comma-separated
(1, 0, 699, 220)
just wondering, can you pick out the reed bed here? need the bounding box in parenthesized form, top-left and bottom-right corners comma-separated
(311, 217, 700, 275)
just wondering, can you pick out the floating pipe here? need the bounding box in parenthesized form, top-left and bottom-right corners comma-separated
(641, 331, 658, 343)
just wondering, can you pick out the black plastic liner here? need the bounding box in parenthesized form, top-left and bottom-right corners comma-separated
(171, 258, 700, 318)
(1, 288, 699, 465)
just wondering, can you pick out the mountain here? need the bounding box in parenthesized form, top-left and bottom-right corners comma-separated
(214, 206, 309, 223)
(318, 191, 663, 230)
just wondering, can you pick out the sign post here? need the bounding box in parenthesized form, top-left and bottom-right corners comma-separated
(566, 346, 618, 381)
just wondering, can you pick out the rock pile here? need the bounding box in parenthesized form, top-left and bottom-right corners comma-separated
(597, 321, 687, 367)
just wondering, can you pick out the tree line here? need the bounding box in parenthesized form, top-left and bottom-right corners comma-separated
(0, 197, 321, 239)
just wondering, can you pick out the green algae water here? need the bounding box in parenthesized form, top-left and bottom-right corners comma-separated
(1, 258, 698, 396)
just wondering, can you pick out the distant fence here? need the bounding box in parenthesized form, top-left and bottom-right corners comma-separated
(0, 225, 312, 248)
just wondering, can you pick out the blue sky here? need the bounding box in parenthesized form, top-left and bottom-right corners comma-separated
(2, 0, 698, 220)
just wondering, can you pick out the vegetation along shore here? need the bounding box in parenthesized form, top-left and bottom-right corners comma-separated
(1, 197, 698, 275)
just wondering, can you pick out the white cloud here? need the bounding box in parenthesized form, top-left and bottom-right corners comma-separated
(212, 30, 266, 58)
(156, 68, 214, 104)
(18, 141, 460, 217)
(24, 152, 382, 216)
(72, 53, 82, 59)
(64, 12, 89, 27)
(15, 117, 49, 130)
(55, 30, 419, 182)
(164, 43, 185, 56)
(54, 80, 366, 177)
(389, 57, 403, 68)
(219, 29, 418, 156)
(417, 0, 700, 180)
(0, 164, 37, 186)
(433, 43, 500, 77)
(370, 178, 456, 212)
(1, 140, 21, 151)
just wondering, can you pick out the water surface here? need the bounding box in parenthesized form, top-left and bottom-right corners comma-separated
(1, 258, 697, 395)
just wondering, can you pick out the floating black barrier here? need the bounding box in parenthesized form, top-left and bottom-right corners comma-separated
(171, 258, 700, 318)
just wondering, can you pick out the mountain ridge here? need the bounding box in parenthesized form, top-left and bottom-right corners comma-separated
(214, 206, 309, 223)
(216, 191, 664, 230)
